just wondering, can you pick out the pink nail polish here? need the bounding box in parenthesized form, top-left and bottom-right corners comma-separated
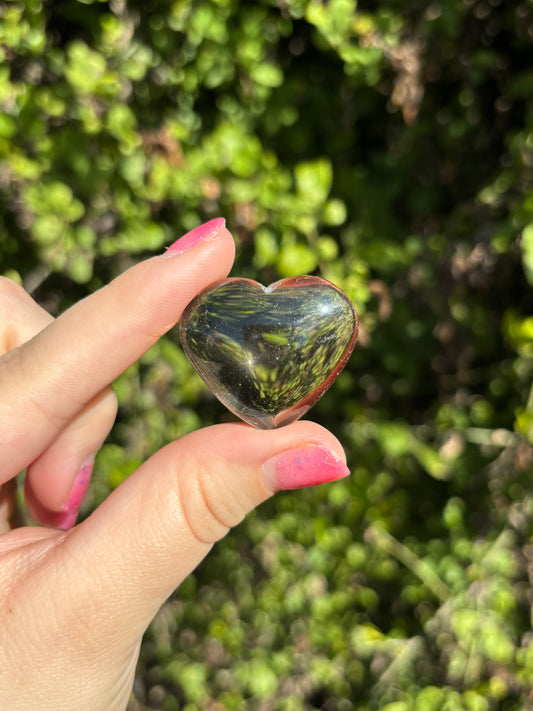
(164, 218, 226, 256)
(56, 458, 94, 530)
(263, 445, 350, 491)
(55, 510, 78, 531)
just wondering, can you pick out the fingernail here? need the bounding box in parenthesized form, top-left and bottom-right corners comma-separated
(56, 457, 94, 530)
(164, 218, 226, 256)
(263, 445, 350, 491)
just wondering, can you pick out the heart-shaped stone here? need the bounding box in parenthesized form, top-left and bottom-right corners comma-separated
(180, 276, 358, 429)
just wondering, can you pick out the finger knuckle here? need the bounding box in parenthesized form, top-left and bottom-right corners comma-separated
(0, 276, 25, 301)
(0, 277, 23, 321)
(0, 279, 32, 353)
(0, 277, 36, 317)
(178, 457, 245, 545)
(93, 387, 119, 426)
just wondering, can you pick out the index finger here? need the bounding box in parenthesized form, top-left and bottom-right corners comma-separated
(0, 219, 234, 480)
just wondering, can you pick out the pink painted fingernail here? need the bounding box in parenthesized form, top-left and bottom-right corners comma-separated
(164, 218, 226, 256)
(263, 445, 350, 491)
(56, 457, 94, 530)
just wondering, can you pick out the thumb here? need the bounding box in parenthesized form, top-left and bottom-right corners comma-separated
(62, 421, 349, 639)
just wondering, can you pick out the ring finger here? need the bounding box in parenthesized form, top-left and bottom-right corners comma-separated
(0, 277, 117, 529)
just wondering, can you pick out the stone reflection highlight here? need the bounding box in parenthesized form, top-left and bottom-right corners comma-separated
(180, 276, 358, 429)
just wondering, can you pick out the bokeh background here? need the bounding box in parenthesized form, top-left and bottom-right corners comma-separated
(1, 0, 533, 708)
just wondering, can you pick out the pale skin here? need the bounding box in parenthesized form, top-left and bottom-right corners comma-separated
(0, 221, 349, 710)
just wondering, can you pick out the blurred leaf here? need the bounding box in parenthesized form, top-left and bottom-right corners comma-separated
(521, 223, 533, 286)
(294, 158, 332, 207)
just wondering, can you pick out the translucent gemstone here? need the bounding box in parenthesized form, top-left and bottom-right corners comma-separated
(180, 276, 358, 429)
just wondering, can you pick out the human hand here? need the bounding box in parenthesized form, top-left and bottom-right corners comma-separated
(0, 219, 350, 711)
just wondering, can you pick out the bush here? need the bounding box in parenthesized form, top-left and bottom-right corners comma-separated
(1, 0, 533, 708)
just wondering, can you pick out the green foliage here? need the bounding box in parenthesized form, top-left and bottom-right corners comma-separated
(2, 0, 533, 708)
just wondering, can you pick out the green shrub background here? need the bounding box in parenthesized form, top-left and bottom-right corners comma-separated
(2, 0, 533, 708)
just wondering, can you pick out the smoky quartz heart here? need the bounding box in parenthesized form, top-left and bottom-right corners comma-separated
(180, 276, 358, 429)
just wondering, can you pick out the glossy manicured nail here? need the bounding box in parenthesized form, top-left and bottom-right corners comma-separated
(263, 445, 350, 491)
(56, 457, 94, 530)
(164, 218, 226, 256)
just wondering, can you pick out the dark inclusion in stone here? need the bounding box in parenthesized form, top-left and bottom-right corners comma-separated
(180, 276, 358, 429)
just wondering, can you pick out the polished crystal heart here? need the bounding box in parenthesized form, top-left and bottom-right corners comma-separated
(180, 276, 358, 429)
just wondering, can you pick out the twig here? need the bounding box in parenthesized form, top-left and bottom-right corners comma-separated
(365, 524, 451, 603)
